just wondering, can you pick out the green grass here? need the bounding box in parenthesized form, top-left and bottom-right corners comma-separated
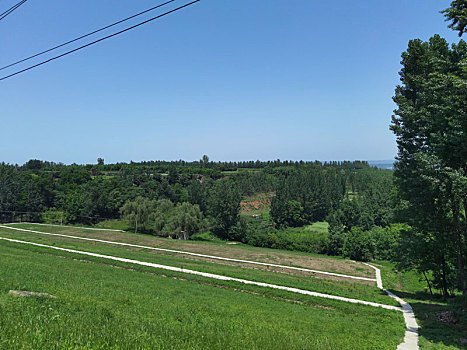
(0, 226, 397, 307)
(95, 219, 131, 231)
(378, 261, 467, 349)
(304, 222, 330, 234)
(0, 241, 405, 349)
(4, 224, 465, 349)
(7, 223, 373, 276)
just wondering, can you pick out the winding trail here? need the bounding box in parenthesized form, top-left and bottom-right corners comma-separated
(364, 263, 419, 350)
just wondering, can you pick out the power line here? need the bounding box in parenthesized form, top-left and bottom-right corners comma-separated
(0, 0, 201, 82)
(0, 0, 27, 21)
(0, 0, 25, 17)
(0, 0, 177, 72)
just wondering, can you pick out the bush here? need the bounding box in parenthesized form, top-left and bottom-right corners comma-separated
(42, 208, 64, 224)
(190, 231, 218, 241)
(343, 227, 375, 261)
(244, 220, 328, 254)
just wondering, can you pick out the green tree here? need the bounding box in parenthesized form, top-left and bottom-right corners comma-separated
(342, 227, 375, 262)
(162, 202, 206, 239)
(442, 0, 467, 36)
(208, 179, 241, 239)
(0, 164, 21, 212)
(120, 197, 158, 233)
(391, 35, 467, 295)
(187, 180, 208, 213)
(201, 155, 209, 168)
(270, 167, 344, 227)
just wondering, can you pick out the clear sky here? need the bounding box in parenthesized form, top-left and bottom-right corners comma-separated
(0, 0, 461, 165)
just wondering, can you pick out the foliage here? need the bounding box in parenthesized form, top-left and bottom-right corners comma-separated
(120, 197, 159, 233)
(442, 0, 467, 36)
(342, 225, 400, 262)
(244, 219, 328, 254)
(343, 227, 375, 262)
(120, 197, 206, 238)
(391, 34, 467, 295)
(208, 179, 241, 239)
(41, 208, 64, 224)
(327, 169, 395, 232)
(161, 202, 207, 239)
(0, 160, 399, 260)
(270, 167, 344, 227)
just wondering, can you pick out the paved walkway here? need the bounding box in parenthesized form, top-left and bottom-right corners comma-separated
(7, 222, 124, 232)
(364, 263, 419, 350)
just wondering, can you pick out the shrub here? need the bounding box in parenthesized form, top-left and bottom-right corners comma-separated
(343, 227, 375, 261)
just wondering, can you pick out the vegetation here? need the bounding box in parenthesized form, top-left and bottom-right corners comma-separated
(0, 153, 465, 297)
(442, 0, 467, 36)
(0, 239, 406, 349)
(391, 17, 467, 296)
(0, 225, 396, 306)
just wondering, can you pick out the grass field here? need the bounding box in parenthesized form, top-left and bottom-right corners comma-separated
(2, 224, 465, 349)
(0, 225, 395, 306)
(0, 238, 405, 349)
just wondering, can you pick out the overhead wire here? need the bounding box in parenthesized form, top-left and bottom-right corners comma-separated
(0, 0, 201, 81)
(0, 0, 27, 21)
(0, 0, 25, 17)
(0, 0, 177, 71)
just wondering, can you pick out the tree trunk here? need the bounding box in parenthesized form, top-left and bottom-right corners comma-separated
(423, 271, 433, 296)
(452, 197, 466, 295)
(441, 257, 449, 298)
(458, 242, 466, 295)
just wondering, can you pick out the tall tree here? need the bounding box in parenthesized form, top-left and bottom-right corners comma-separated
(442, 0, 467, 36)
(208, 179, 241, 239)
(391, 35, 467, 295)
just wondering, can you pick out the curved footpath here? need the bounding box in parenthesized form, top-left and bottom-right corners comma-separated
(364, 263, 419, 350)
(1, 224, 419, 349)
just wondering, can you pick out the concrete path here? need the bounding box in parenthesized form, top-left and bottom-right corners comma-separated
(364, 263, 419, 350)
(7, 222, 124, 232)
(0, 236, 401, 311)
(0, 225, 376, 283)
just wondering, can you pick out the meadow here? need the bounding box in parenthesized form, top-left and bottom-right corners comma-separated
(1, 224, 465, 349)
(0, 224, 406, 349)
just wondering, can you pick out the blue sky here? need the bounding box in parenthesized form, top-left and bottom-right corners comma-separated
(0, 0, 460, 164)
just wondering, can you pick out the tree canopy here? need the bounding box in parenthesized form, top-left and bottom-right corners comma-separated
(442, 0, 467, 36)
(391, 34, 467, 295)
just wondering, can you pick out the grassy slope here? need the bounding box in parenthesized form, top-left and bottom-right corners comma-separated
(378, 261, 467, 350)
(0, 242, 405, 350)
(0, 225, 396, 306)
(8, 223, 370, 277)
